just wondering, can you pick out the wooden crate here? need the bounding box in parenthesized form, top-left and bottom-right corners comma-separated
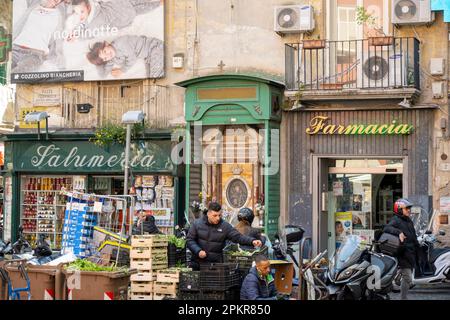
(154, 282, 178, 295)
(131, 260, 168, 272)
(130, 248, 167, 259)
(131, 235, 169, 248)
(153, 293, 177, 300)
(157, 269, 181, 283)
(130, 293, 153, 300)
(131, 272, 157, 282)
(131, 281, 154, 294)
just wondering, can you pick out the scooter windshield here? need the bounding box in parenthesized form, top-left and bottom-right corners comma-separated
(331, 235, 364, 276)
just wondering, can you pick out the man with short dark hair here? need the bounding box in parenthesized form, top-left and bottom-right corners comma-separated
(186, 202, 262, 270)
(240, 255, 277, 300)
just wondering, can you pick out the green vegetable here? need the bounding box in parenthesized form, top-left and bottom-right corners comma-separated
(168, 235, 186, 249)
(65, 259, 129, 273)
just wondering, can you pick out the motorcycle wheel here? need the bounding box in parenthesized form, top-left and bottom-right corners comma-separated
(336, 289, 354, 300)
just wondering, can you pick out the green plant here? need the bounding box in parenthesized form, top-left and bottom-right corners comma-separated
(90, 122, 145, 147)
(356, 6, 386, 37)
(168, 235, 186, 248)
(65, 259, 129, 272)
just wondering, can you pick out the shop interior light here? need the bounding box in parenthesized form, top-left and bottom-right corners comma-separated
(24, 111, 49, 140)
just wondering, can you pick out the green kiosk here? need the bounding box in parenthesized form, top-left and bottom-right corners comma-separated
(177, 74, 284, 240)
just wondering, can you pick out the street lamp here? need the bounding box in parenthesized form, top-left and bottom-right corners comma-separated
(24, 111, 49, 140)
(121, 111, 145, 196)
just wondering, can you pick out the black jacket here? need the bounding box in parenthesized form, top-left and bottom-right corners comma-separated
(240, 267, 277, 300)
(132, 216, 162, 235)
(383, 214, 419, 269)
(234, 223, 266, 250)
(186, 215, 256, 266)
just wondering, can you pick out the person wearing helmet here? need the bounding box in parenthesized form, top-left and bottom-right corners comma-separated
(235, 207, 266, 248)
(383, 198, 419, 300)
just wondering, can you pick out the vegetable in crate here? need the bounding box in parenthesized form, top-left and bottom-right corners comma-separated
(168, 235, 186, 248)
(66, 259, 129, 273)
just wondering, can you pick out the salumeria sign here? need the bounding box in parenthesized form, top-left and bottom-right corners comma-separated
(16, 141, 174, 172)
(31, 145, 157, 169)
(306, 116, 414, 135)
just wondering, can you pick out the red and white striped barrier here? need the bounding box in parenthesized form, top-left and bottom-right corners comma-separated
(44, 289, 55, 300)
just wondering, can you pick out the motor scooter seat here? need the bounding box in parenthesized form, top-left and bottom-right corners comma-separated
(430, 248, 450, 264)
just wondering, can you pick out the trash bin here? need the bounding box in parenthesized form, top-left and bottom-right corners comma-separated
(62, 268, 134, 300)
(5, 263, 60, 300)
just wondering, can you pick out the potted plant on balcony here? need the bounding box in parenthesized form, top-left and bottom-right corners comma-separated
(356, 6, 393, 46)
(302, 36, 326, 50)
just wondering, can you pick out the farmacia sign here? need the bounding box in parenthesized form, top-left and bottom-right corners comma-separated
(306, 116, 414, 135)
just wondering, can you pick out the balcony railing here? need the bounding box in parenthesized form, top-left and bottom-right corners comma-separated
(285, 37, 420, 92)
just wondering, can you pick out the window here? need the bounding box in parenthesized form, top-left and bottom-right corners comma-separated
(337, 7, 358, 41)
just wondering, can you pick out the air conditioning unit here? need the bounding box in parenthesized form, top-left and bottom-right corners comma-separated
(392, 0, 434, 25)
(274, 5, 315, 34)
(358, 50, 407, 88)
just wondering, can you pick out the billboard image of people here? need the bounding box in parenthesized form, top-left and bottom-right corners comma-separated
(11, 0, 164, 83)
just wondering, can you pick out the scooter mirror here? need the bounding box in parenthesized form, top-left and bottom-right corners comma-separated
(425, 230, 432, 235)
(439, 230, 446, 236)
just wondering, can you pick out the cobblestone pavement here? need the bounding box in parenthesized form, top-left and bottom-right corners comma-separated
(390, 283, 450, 300)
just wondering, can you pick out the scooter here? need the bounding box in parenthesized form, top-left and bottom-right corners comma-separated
(324, 235, 398, 300)
(393, 229, 450, 288)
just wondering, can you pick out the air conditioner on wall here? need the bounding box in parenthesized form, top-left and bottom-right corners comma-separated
(357, 50, 408, 88)
(274, 5, 315, 34)
(391, 0, 435, 25)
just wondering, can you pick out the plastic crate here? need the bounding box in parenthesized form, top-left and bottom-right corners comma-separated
(178, 291, 202, 300)
(199, 263, 240, 291)
(179, 271, 200, 291)
(168, 244, 187, 267)
(223, 246, 268, 268)
(201, 289, 239, 300)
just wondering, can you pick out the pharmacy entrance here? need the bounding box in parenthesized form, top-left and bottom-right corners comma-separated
(319, 159, 404, 256)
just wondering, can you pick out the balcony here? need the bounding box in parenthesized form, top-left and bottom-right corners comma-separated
(285, 37, 420, 101)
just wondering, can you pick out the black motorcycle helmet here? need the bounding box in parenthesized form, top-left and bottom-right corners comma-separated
(237, 207, 255, 225)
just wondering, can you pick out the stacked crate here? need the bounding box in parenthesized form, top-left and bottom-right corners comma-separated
(129, 235, 168, 300)
(61, 200, 97, 258)
(153, 268, 181, 300)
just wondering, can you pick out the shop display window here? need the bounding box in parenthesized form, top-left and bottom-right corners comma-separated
(20, 175, 86, 249)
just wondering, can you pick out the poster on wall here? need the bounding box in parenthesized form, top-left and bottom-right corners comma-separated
(19, 106, 64, 128)
(11, 0, 164, 83)
(353, 229, 375, 244)
(440, 197, 450, 215)
(33, 86, 62, 106)
(333, 181, 343, 196)
(335, 211, 352, 249)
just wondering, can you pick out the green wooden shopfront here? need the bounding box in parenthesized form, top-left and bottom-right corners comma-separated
(177, 75, 284, 240)
(1, 131, 184, 248)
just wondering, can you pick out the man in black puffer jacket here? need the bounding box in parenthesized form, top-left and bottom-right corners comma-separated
(187, 202, 262, 270)
(383, 198, 419, 300)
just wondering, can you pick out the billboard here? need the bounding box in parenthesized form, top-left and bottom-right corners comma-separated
(11, 0, 164, 83)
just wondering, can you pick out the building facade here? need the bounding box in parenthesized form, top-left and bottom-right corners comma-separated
(0, 1, 449, 252)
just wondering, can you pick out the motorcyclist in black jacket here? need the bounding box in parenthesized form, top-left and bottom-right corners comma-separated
(235, 207, 266, 249)
(383, 198, 419, 300)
